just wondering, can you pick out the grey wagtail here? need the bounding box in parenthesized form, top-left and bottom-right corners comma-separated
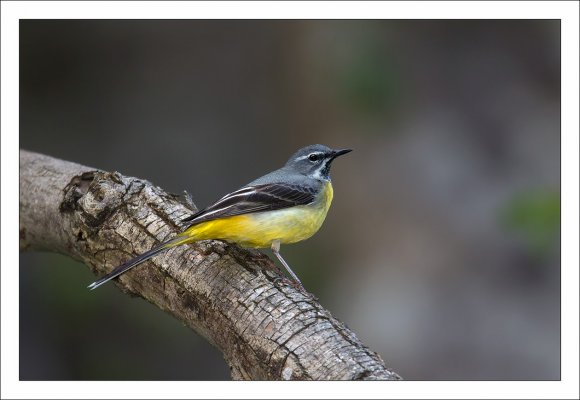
(88, 144, 351, 290)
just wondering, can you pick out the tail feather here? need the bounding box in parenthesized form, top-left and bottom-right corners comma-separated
(87, 235, 189, 290)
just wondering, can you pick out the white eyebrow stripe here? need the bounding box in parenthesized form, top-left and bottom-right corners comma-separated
(296, 152, 324, 161)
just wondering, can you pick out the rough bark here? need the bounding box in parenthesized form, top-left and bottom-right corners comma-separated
(19, 149, 401, 381)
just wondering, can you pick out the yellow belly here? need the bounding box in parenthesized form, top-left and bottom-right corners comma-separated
(182, 182, 333, 248)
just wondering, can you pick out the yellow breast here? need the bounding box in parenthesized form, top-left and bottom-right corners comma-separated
(184, 181, 334, 248)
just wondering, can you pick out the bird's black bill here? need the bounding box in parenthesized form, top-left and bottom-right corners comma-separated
(330, 148, 352, 160)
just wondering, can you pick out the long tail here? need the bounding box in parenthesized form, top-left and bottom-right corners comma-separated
(87, 235, 190, 290)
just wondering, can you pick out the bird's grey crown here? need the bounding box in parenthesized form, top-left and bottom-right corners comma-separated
(285, 144, 332, 166)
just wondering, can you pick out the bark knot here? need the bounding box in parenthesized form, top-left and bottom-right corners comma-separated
(61, 171, 128, 229)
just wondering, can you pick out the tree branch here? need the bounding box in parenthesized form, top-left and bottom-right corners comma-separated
(19, 149, 401, 380)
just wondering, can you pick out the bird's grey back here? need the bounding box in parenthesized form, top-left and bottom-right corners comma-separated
(245, 166, 323, 192)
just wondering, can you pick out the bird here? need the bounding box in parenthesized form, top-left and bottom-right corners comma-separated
(87, 144, 352, 291)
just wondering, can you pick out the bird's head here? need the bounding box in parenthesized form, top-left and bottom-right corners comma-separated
(285, 144, 352, 180)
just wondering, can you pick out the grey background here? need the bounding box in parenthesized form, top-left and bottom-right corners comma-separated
(20, 20, 560, 380)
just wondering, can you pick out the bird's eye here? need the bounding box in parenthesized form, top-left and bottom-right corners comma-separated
(308, 153, 320, 162)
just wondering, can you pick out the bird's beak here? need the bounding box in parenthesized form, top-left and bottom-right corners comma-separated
(330, 148, 353, 160)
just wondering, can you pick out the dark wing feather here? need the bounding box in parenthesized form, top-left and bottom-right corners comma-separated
(181, 183, 316, 227)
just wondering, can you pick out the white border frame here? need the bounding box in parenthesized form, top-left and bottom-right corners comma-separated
(2, 1, 578, 399)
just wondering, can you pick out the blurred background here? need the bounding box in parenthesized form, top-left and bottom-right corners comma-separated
(19, 20, 560, 380)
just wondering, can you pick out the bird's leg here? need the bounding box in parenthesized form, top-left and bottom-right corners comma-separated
(271, 240, 304, 288)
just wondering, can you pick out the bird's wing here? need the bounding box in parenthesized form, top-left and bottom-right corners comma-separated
(181, 183, 316, 227)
